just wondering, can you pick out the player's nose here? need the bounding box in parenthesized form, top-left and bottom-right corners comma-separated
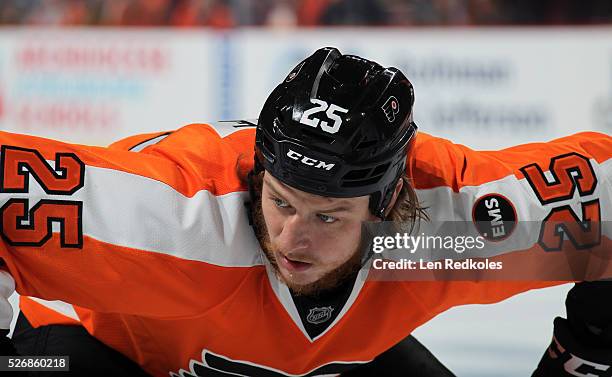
(277, 214, 312, 252)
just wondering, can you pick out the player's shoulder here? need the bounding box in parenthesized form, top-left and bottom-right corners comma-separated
(408, 132, 469, 172)
(110, 121, 256, 152)
(174, 120, 256, 137)
(162, 121, 257, 150)
(207, 120, 258, 138)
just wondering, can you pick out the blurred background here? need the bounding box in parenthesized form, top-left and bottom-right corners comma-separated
(1, 1, 611, 376)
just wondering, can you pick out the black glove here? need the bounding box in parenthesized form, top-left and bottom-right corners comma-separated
(0, 328, 17, 356)
(533, 317, 612, 377)
(566, 281, 612, 347)
(533, 281, 612, 377)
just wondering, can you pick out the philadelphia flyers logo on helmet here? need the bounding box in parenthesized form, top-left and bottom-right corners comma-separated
(382, 96, 400, 123)
(285, 61, 305, 82)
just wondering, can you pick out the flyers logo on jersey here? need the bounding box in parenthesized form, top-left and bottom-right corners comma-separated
(171, 349, 366, 377)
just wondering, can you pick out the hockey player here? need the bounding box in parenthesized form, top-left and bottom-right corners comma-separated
(0, 47, 610, 377)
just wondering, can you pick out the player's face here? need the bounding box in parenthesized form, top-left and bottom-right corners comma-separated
(260, 173, 376, 295)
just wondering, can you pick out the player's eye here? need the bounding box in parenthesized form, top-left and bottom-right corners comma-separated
(271, 197, 290, 209)
(317, 214, 337, 224)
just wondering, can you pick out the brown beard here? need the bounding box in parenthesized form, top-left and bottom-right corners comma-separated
(252, 194, 363, 297)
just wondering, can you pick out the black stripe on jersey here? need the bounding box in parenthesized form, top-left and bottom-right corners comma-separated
(216, 120, 257, 128)
(128, 132, 172, 152)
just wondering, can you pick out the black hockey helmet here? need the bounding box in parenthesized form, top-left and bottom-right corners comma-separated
(254, 47, 417, 219)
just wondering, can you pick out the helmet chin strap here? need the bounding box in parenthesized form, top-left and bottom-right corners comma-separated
(370, 175, 401, 221)
(374, 199, 389, 222)
(373, 198, 387, 221)
(245, 170, 258, 228)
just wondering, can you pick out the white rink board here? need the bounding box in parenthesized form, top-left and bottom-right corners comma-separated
(237, 28, 611, 149)
(0, 28, 217, 145)
(0, 28, 609, 148)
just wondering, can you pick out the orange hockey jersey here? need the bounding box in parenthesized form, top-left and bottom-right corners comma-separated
(2, 123, 611, 376)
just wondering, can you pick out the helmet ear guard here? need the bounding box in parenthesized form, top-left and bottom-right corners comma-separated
(369, 164, 404, 221)
(369, 186, 393, 221)
(255, 47, 418, 218)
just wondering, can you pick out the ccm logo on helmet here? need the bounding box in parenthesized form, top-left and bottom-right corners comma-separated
(287, 149, 335, 170)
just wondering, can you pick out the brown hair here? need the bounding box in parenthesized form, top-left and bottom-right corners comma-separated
(387, 175, 429, 230)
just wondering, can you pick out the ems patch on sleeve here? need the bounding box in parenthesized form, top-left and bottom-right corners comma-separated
(472, 193, 517, 242)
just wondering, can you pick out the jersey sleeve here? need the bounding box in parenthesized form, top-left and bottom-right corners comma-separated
(403, 131, 612, 311)
(108, 131, 173, 152)
(408, 131, 611, 198)
(0, 124, 256, 319)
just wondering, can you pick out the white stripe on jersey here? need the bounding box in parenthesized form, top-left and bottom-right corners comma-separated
(393, 157, 612, 262)
(0, 162, 264, 268)
(1, 153, 609, 268)
(28, 297, 79, 321)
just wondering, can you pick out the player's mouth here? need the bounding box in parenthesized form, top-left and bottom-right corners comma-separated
(279, 254, 312, 272)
